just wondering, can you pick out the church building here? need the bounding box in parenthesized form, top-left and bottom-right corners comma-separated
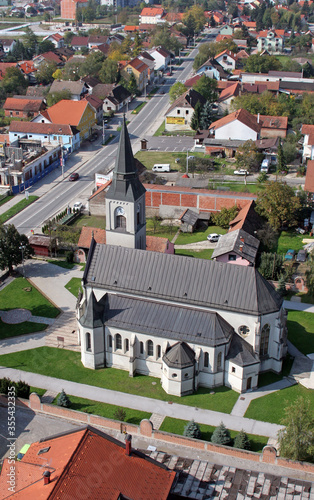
(77, 118, 287, 396)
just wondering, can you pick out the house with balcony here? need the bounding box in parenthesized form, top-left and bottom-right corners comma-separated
(257, 30, 285, 54)
(9, 121, 80, 152)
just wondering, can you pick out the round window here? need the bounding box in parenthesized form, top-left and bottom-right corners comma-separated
(172, 373, 177, 378)
(238, 325, 250, 337)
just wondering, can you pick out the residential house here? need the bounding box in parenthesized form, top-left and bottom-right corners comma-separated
(215, 50, 237, 72)
(213, 11, 224, 24)
(217, 82, 240, 113)
(258, 114, 288, 139)
(0, 38, 16, 53)
(61, 0, 88, 20)
(3, 96, 46, 119)
(49, 80, 89, 101)
(102, 85, 131, 113)
(121, 57, 149, 93)
(18, 60, 37, 84)
(0, 427, 176, 499)
(92, 83, 115, 100)
(87, 35, 109, 50)
(81, 75, 102, 94)
(33, 51, 64, 68)
(209, 109, 261, 141)
(139, 7, 165, 24)
(0, 62, 18, 79)
(257, 30, 285, 53)
(196, 58, 228, 80)
(302, 124, 314, 160)
(165, 89, 206, 132)
(26, 86, 47, 98)
(70, 36, 89, 51)
(35, 100, 96, 141)
(148, 46, 171, 71)
(9, 121, 80, 152)
(228, 200, 264, 236)
(212, 229, 260, 267)
(219, 25, 234, 36)
(43, 33, 64, 48)
(138, 51, 156, 83)
(84, 94, 103, 124)
(305, 159, 314, 195)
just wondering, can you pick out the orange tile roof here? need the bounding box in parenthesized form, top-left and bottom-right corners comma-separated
(124, 25, 140, 32)
(209, 108, 260, 134)
(258, 114, 288, 130)
(218, 82, 240, 101)
(305, 160, 314, 193)
(128, 57, 148, 73)
(46, 99, 90, 127)
(302, 124, 314, 136)
(243, 21, 256, 28)
(78, 226, 106, 248)
(146, 235, 170, 253)
(215, 49, 236, 61)
(3, 97, 44, 112)
(215, 34, 233, 42)
(18, 60, 36, 74)
(0, 427, 175, 499)
(141, 7, 164, 16)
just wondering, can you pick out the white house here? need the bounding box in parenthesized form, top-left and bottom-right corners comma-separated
(140, 7, 165, 24)
(209, 108, 261, 141)
(148, 46, 171, 71)
(301, 124, 314, 161)
(9, 121, 80, 152)
(43, 33, 64, 48)
(0, 38, 16, 53)
(165, 89, 206, 132)
(196, 58, 228, 80)
(77, 118, 288, 397)
(214, 50, 237, 72)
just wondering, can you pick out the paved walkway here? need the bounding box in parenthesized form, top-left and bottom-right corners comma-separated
(0, 367, 284, 439)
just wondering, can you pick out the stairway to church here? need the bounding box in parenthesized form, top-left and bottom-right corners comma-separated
(45, 311, 80, 352)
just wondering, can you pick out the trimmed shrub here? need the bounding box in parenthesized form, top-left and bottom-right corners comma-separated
(233, 430, 251, 450)
(57, 389, 71, 408)
(211, 422, 232, 446)
(0, 377, 11, 394)
(65, 251, 74, 263)
(15, 380, 30, 399)
(183, 420, 202, 439)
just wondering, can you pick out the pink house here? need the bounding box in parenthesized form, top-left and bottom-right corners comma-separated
(212, 229, 259, 267)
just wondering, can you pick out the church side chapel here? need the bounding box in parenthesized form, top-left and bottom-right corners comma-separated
(77, 118, 287, 396)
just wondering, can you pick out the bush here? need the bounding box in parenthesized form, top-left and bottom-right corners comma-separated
(113, 407, 126, 422)
(57, 389, 71, 408)
(15, 380, 30, 399)
(277, 275, 287, 296)
(258, 252, 284, 280)
(233, 430, 251, 450)
(211, 422, 232, 446)
(211, 206, 238, 229)
(65, 251, 74, 263)
(183, 420, 202, 439)
(0, 377, 11, 394)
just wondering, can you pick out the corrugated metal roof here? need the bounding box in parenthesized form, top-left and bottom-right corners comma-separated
(85, 244, 282, 315)
(226, 334, 259, 366)
(104, 294, 233, 346)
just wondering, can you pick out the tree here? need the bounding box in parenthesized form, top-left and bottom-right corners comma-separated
(79, 51, 105, 78)
(277, 275, 287, 296)
(183, 420, 202, 439)
(211, 422, 232, 446)
(192, 75, 217, 102)
(23, 27, 38, 58)
(256, 182, 301, 230)
(1, 67, 28, 94)
(150, 26, 182, 54)
(36, 61, 57, 85)
(256, 223, 277, 251)
(38, 40, 55, 54)
(277, 139, 287, 174)
(113, 407, 126, 421)
(191, 100, 202, 131)
(235, 140, 261, 173)
(278, 397, 314, 462)
(46, 89, 72, 107)
(99, 59, 118, 84)
(126, 72, 138, 96)
(133, 31, 143, 57)
(244, 54, 282, 74)
(0, 225, 33, 274)
(169, 82, 186, 103)
(305, 254, 314, 296)
(258, 252, 284, 280)
(57, 389, 71, 408)
(211, 206, 238, 229)
(200, 101, 215, 129)
(233, 430, 251, 450)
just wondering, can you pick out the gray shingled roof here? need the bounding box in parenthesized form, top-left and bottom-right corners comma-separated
(226, 334, 260, 367)
(180, 209, 199, 226)
(79, 291, 107, 329)
(84, 244, 283, 315)
(163, 342, 195, 368)
(104, 294, 234, 346)
(212, 229, 260, 264)
(106, 116, 146, 202)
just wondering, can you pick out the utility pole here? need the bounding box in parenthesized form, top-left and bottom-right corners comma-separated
(19, 244, 26, 278)
(102, 119, 106, 145)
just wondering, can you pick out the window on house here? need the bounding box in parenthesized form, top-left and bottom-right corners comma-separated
(217, 352, 222, 370)
(115, 333, 122, 350)
(86, 332, 91, 351)
(108, 335, 112, 348)
(140, 341, 144, 355)
(16, 111, 19, 115)
(177, 109, 180, 114)
(125, 338, 129, 352)
(232, 366, 236, 373)
(260, 324, 270, 357)
(116, 215, 126, 229)
(186, 110, 189, 115)
(147, 340, 153, 357)
(157, 345, 161, 358)
(204, 352, 209, 368)
(228, 254, 236, 261)
(172, 373, 177, 378)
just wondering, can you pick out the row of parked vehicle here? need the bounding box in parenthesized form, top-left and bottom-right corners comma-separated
(285, 249, 308, 262)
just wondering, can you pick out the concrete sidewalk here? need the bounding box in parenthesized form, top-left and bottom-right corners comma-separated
(0, 366, 284, 439)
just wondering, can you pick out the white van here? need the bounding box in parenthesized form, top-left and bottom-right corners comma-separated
(260, 159, 270, 173)
(152, 164, 171, 172)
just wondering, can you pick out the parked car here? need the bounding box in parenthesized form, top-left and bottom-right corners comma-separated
(69, 172, 79, 181)
(73, 201, 83, 211)
(17, 444, 30, 461)
(284, 249, 296, 261)
(166, 71, 172, 76)
(296, 249, 307, 262)
(207, 233, 221, 243)
(188, 155, 195, 160)
(234, 169, 249, 176)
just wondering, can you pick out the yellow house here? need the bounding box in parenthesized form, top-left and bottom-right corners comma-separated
(121, 57, 149, 93)
(46, 100, 96, 141)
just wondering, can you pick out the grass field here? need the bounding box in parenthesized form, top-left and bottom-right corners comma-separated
(257, 354, 294, 387)
(73, 215, 106, 230)
(175, 249, 214, 260)
(146, 218, 178, 239)
(175, 226, 226, 245)
(0, 347, 239, 413)
(53, 394, 151, 425)
(0, 320, 47, 340)
(211, 182, 263, 194)
(276, 231, 313, 255)
(245, 384, 314, 424)
(286, 310, 314, 355)
(65, 277, 82, 298)
(0, 196, 38, 224)
(48, 259, 75, 270)
(0, 277, 59, 318)
(160, 417, 268, 453)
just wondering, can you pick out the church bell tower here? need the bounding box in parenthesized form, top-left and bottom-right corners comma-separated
(105, 116, 146, 250)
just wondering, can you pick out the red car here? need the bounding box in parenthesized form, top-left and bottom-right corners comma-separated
(69, 172, 79, 181)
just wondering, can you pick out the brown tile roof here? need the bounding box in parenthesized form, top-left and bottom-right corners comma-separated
(218, 82, 240, 102)
(9, 121, 75, 135)
(184, 74, 202, 87)
(301, 124, 314, 136)
(71, 36, 89, 46)
(229, 200, 264, 235)
(128, 57, 149, 73)
(146, 235, 170, 253)
(84, 94, 103, 108)
(0, 62, 18, 79)
(3, 97, 45, 112)
(258, 115, 288, 130)
(209, 109, 261, 134)
(78, 226, 106, 248)
(305, 160, 314, 193)
(166, 89, 206, 115)
(92, 83, 115, 99)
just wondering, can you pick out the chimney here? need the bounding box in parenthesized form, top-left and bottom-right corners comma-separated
(239, 244, 243, 252)
(240, 237, 244, 243)
(125, 434, 132, 456)
(257, 113, 260, 123)
(43, 470, 51, 485)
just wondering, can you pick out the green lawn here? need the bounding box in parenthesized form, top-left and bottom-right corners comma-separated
(245, 384, 314, 424)
(0, 347, 238, 413)
(0, 277, 59, 318)
(53, 394, 151, 425)
(73, 215, 106, 230)
(47, 259, 75, 270)
(160, 417, 268, 453)
(175, 226, 226, 245)
(286, 310, 314, 355)
(0, 320, 47, 340)
(153, 121, 165, 136)
(276, 231, 312, 256)
(65, 278, 82, 298)
(212, 182, 263, 194)
(175, 249, 214, 260)
(146, 218, 178, 239)
(30, 387, 47, 397)
(257, 354, 294, 388)
(0, 194, 13, 207)
(0, 196, 38, 224)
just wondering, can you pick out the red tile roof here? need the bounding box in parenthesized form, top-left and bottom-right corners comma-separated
(215, 49, 236, 61)
(124, 25, 140, 32)
(302, 124, 314, 136)
(9, 121, 75, 135)
(18, 60, 36, 74)
(0, 62, 17, 79)
(218, 82, 240, 101)
(305, 160, 314, 193)
(215, 34, 233, 42)
(128, 57, 148, 73)
(78, 226, 106, 248)
(258, 115, 288, 130)
(209, 108, 261, 134)
(46, 99, 90, 126)
(184, 74, 202, 87)
(141, 7, 164, 16)
(4, 97, 44, 112)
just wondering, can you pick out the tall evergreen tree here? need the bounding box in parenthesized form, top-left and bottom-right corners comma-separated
(200, 101, 214, 129)
(211, 422, 232, 446)
(191, 100, 202, 131)
(184, 420, 202, 439)
(277, 139, 286, 174)
(233, 430, 251, 450)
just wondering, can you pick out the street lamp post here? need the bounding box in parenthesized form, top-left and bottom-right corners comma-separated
(19, 244, 26, 278)
(186, 150, 189, 176)
(102, 119, 106, 145)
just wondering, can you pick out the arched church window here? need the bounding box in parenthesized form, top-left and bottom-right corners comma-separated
(86, 332, 91, 352)
(217, 352, 222, 370)
(137, 203, 141, 226)
(238, 325, 250, 337)
(147, 340, 154, 357)
(157, 345, 161, 358)
(108, 335, 112, 349)
(260, 324, 270, 357)
(125, 338, 129, 352)
(115, 333, 122, 350)
(140, 341, 144, 355)
(204, 352, 209, 368)
(115, 206, 126, 230)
